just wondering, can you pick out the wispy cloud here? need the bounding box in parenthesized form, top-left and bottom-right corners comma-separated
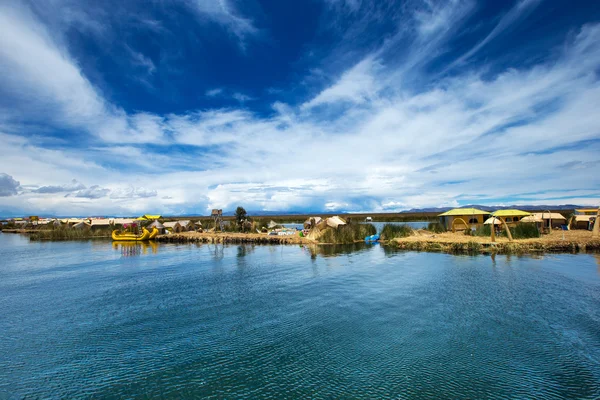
(444, 0, 543, 72)
(205, 88, 224, 97)
(185, 0, 258, 48)
(231, 92, 255, 103)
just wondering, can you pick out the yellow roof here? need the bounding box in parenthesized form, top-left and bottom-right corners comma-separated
(135, 216, 147, 221)
(575, 208, 598, 213)
(492, 209, 531, 217)
(438, 208, 489, 217)
(143, 215, 161, 220)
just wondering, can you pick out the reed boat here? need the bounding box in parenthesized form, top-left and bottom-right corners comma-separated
(112, 227, 157, 242)
(148, 227, 159, 239)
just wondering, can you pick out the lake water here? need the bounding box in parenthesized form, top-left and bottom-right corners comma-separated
(1, 232, 599, 398)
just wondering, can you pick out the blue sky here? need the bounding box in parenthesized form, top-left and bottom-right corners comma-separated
(0, 0, 599, 216)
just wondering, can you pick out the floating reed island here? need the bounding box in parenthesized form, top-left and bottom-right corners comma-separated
(156, 231, 313, 245)
(388, 229, 600, 254)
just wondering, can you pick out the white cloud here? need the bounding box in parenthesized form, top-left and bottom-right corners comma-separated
(0, 1, 599, 216)
(185, 0, 258, 46)
(232, 92, 255, 103)
(206, 88, 224, 97)
(302, 56, 381, 109)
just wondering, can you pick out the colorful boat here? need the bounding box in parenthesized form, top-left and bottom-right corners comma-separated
(112, 227, 157, 242)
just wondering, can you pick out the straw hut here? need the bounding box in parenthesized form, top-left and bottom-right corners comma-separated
(72, 221, 88, 230)
(163, 221, 183, 233)
(304, 217, 322, 230)
(438, 208, 490, 232)
(111, 218, 134, 227)
(326, 216, 346, 229)
(89, 219, 112, 229)
(491, 209, 531, 226)
(268, 220, 279, 229)
(148, 220, 165, 233)
(178, 220, 196, 231)
(520, 213, 566, 229)
(571, 215, 595, 230)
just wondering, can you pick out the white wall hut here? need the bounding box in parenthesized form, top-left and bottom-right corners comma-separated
(520, 213, 566, 229)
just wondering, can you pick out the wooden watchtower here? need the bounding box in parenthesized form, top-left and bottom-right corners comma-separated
(211, 209, 224, 231)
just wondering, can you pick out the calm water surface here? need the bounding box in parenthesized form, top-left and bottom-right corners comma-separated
(1, 233, 599, 398)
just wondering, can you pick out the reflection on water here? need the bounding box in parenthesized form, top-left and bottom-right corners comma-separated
(112, 241, 158, 256)
(1, 233, 600, 398)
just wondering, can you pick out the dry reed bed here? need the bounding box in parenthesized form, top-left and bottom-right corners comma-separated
(392, 230, 600, 254)
(157, 231, 313, 245)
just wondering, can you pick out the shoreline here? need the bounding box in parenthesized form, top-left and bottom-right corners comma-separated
(156, 231, 314, 245)
(3, 228, 599, 255)
(389, 230, 600, 255)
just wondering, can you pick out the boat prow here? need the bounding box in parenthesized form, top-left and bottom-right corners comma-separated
(112, 227, 156, 242)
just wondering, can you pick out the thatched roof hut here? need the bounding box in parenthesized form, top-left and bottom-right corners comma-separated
(303, 217, 322, 229)
(163, 221, 183, 233)
(148, 220, 165, 233)
(326, 216, 346, 229)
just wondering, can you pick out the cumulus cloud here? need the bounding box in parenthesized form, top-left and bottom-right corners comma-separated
(34, 179, 86, 194)
(0, 173, 20, 197)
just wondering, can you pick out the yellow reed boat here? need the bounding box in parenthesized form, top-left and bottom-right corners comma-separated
(112, 227, 157, 242)
(148, 227, 159, 239)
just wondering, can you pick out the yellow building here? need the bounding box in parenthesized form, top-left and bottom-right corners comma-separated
(575, 208, 598, 216)
(438, 208, 490, 232)
(491, 209, 531, 226)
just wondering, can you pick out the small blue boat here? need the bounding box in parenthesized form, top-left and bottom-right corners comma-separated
(365, 234, 380, 242)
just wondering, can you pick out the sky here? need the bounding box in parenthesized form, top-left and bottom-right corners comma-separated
(0, 0, 599, 217)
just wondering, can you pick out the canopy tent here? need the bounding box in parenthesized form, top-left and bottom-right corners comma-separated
(484, 217, 503, 225)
